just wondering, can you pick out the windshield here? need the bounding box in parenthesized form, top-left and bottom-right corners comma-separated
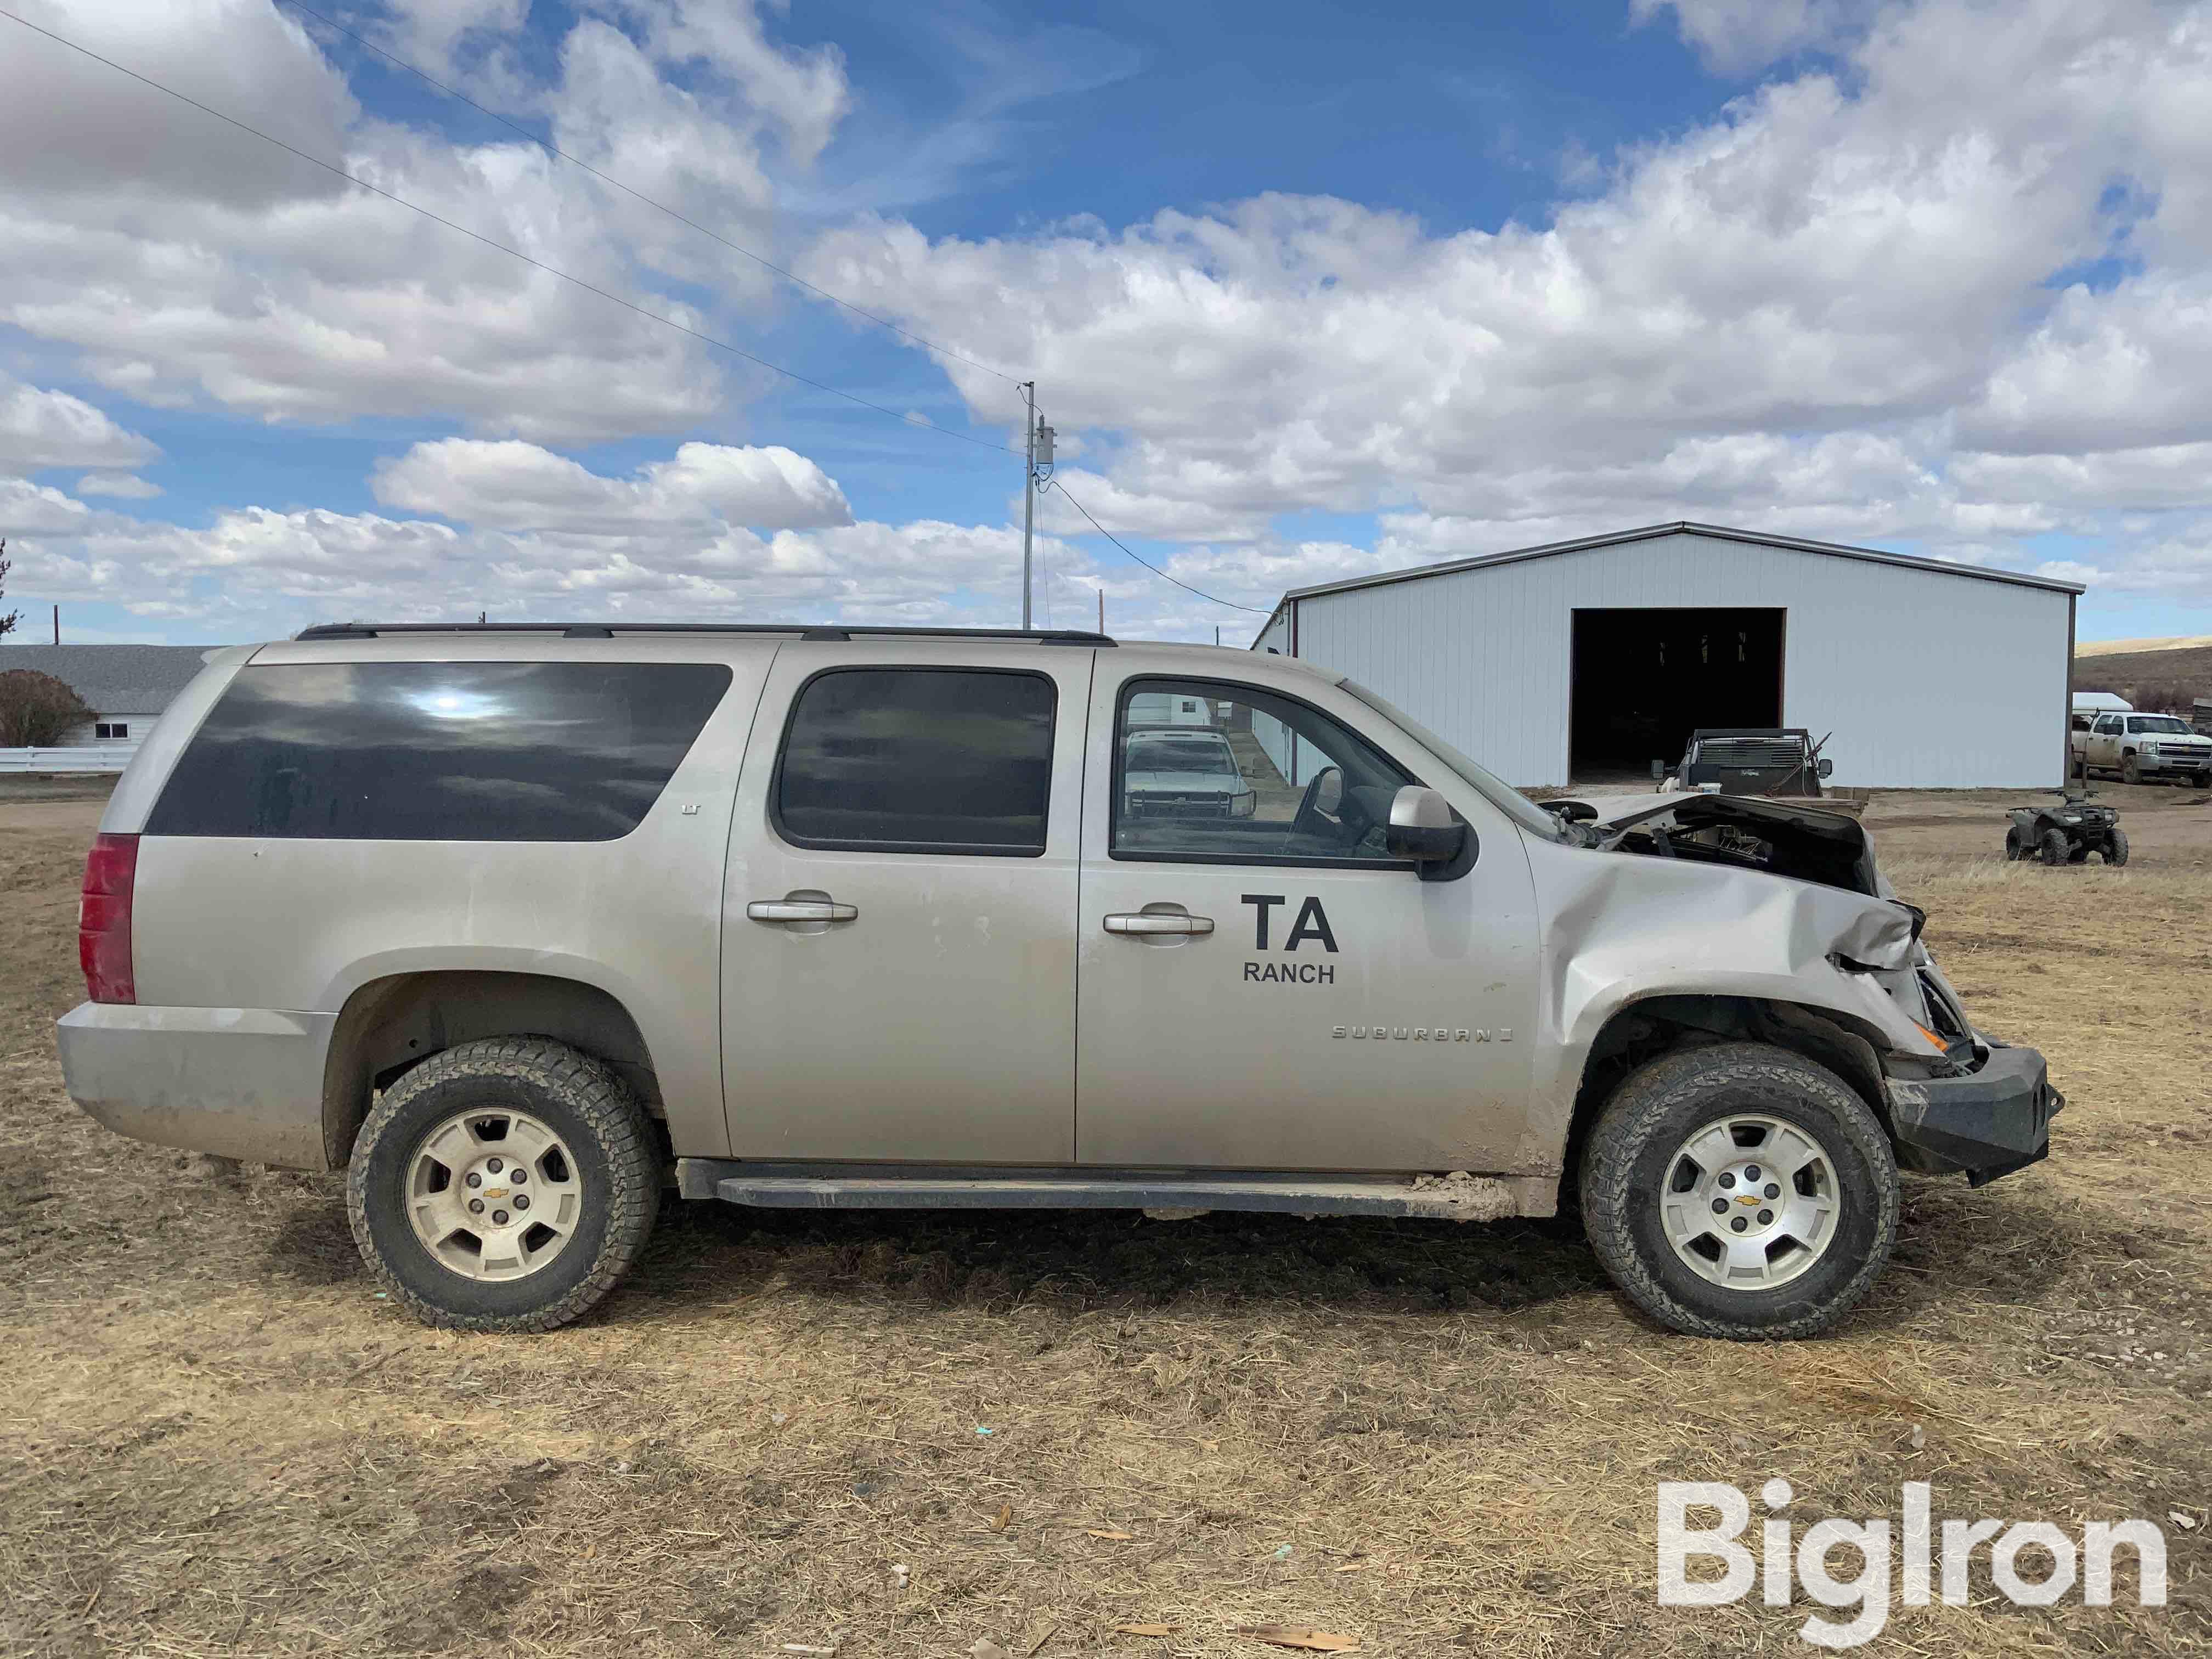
(2128, 716, 2192, 734)
(1126, 733, 1238, 776)
(1338, 679, 1570, 842)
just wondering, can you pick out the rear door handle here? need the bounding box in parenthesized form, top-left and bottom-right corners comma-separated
(1103, 911, 1214, 936)
(747, 899, 857, 923)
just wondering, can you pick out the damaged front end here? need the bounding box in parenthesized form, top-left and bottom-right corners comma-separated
(1539, 791, 2060, 1186)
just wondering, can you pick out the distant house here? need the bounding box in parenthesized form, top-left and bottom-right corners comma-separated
(0, 644, 215, 749)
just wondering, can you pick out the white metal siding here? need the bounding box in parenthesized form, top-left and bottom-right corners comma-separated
(1288, 531, 2070, 788)
(55, 713, 161, 749)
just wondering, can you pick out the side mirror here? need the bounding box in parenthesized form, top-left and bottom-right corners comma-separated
(1385, 785, 1473, 879)
(1816, 758, 1835, 778)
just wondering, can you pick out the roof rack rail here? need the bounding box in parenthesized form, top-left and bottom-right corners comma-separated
(294, 622, 1116, 646)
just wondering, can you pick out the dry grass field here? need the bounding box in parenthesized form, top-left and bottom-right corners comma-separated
(2, 780, 2208, 1657)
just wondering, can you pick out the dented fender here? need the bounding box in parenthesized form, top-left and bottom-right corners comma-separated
(1522, 832, 1931, 1121)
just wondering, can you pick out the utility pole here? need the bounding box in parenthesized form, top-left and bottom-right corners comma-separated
(1098, 589, 1104, 634)
(1020, 382, 1035, 629)
(1019, 383, 1053, 628)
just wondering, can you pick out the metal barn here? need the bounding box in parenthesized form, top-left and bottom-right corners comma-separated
(1252, 523, 2081, 790)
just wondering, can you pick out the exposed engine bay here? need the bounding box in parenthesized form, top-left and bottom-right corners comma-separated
(1556, 791, 1880, 895)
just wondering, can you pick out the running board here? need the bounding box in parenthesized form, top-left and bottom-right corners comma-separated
(675, 1160, 1553, 1221)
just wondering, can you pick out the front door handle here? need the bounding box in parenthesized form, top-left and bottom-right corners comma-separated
(1103, 911, 1214, 936)
(747, 899, 857, 924)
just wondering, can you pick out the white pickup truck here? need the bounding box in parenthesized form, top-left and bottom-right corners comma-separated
(2070, 712, 2212, 787)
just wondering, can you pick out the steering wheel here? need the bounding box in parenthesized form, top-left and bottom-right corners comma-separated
(1290, 766, 1351, 847)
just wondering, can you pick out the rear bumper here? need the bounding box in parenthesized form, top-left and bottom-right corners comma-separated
(1886, 1043, 2060, 1186)
(56, 1002, 335, 1170)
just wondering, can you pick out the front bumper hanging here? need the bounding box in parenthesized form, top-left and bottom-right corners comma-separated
(1886, 1043, 2061, 1187)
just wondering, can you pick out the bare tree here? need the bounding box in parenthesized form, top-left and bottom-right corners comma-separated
(2131, 681, 2194, 715)
(0, 539, 17, 640)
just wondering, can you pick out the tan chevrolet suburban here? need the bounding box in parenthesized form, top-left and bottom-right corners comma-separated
(58, 623, 2059, 1340)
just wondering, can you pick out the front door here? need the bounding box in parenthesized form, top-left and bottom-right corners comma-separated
(720, 644, 1092, 1164)
(2092, 714, 2123, 769)
(1074, 655, 1542, 1172)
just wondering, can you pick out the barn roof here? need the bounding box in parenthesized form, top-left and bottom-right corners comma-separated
(1266, 522, 2086, 623)
(0, 644, 215, 713)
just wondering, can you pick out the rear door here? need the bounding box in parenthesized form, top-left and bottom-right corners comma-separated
(1073, 653, 1542, 1172)
(720, 643, 1091, 1164)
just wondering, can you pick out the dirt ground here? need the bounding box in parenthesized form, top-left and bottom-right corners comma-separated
(2, 782, 2208, 1657)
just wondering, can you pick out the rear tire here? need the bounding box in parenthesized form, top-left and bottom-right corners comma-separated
(2039, 827, 2069, 865)
(1579, 1043, 1898, 1340)
(2193, 772, 2210, 791)
(347, 1037, 659, 1332)
(2103, 828, 2129, 866)
(2003, 826, 2026, 861)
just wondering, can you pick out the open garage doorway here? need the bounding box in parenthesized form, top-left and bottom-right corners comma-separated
(1569, 608, 1785, 784)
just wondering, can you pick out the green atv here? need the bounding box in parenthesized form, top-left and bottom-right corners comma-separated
(2004, 797, 2126, 866)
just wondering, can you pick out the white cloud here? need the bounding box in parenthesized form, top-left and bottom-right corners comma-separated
(16, 0, 2212, 639)
(786, 0, 2212, 611)
(0, 475, 100, 537)
(0, 376, 161, 471)
(1951, 441, 2212, 509)
(0, 0, 853, 443)
(1, 434, 1096, 635)
(0, 0, 357, 210)
(373, 0, 529, 82)
(75, 472, 163, 499)
(1631, 0, 1876, 75)
(371, 438, 853, 533)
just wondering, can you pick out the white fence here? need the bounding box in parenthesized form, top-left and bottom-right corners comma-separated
(0, 746, 136, 774)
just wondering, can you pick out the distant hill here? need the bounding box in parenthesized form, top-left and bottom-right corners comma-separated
(2073, 644, 2212, 713)
(2077, 634, 2212, 657)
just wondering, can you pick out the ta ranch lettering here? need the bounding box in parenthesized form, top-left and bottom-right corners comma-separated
(1333, 1025, 1514, 1042)
(1245, 960, 1336, 984)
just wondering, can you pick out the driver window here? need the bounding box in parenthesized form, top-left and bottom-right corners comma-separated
(1111, 678, 1415, 865)
(2095, 716, 2121, 735)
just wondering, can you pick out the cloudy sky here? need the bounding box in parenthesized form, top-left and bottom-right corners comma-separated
(2, 0, 2209, 646)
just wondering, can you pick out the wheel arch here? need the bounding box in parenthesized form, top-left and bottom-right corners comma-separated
(321, 970, 662, 1170)
(1562, 994, 1891, 1192)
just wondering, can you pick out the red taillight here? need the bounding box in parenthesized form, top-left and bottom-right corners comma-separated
(78, 832, 138, 1005)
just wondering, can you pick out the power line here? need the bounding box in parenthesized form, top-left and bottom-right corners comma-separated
(1047, 480, 1270, 613)
(0, 5, 1021, 459)
(273, 0, 1024, 387)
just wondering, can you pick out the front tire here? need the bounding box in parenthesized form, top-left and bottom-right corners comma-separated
(2103, 827, 2129, 866)
(1580, 1043, 1898, 1340)
(2039, 827, 2069, 865)
(2121, 755, 2142, 786)
(347, 1037, 659, 1332)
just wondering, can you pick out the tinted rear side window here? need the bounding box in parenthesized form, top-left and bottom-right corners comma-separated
(146, 661, 731, 841)
(774, 668, 1054, 855)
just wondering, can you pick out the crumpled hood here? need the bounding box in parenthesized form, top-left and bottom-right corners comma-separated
(1541, 842, 1919, 975)
(1539, 787, 1915, 972)
(1582, 789, 1854, 839)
